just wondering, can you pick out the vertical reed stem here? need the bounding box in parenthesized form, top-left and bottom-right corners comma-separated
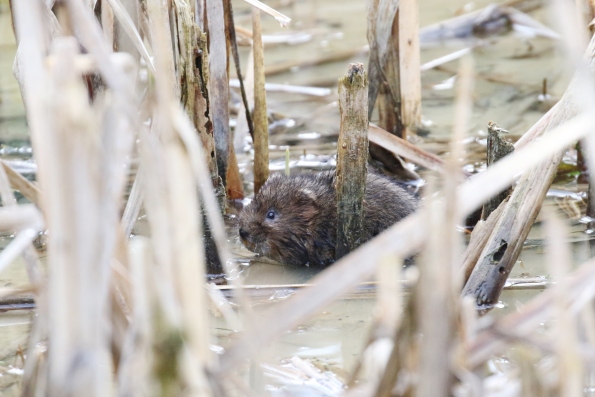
(398, 0, 421, 139)
(252, 8, 269, 193)
(207, 0, 231, 187)
(336, 63, 369, 260)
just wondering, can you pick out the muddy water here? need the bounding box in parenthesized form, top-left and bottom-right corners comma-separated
(0, 0, 592, 393)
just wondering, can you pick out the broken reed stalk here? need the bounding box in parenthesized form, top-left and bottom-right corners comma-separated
(398, 0, 422, 139)
(463, 33, 595, 308)
(463, 149, 564, 307)
(252, 8, 269, 193)
(335, 63, 369, 260)
(481, 121, 514, 220)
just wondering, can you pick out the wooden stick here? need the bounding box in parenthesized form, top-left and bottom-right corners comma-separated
(336, 63, 369, 259)
(252, 8, 269, 193)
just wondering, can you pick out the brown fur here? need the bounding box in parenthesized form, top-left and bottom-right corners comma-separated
(239, 171, 419, 266)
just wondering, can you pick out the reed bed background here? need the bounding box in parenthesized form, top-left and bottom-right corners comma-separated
(1, 0, 595, 395)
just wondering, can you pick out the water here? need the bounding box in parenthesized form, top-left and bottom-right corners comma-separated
(0, 0, 593, 394)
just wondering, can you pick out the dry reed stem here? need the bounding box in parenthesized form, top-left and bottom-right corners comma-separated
(336, 63, 368, 259)
(218, 106, 595, 373)
(366, 0, 398, 120)
(12, 1, 53, 206)
(113, 0, 141, 59)
(173, 105, 255, 325)
(145, 1, 214, 391)
(0, 204, 43, 232)
(376, 255, 403, 334)
(233, 48, 255, 152)
(368, 123, 444, 173)
(420, 47, 472, 71)
(1, 160, 40, 206)
(0, 160, 42, 284)
(545, 209, 583, 397)
(417, 186, 455, 397)
(225, 0, 254, 140)
(206, 0, 231, 187)
(105, 0, 156, 73)
(242, 0, 291, 26)
(398, 0, 422, 138)
(116, 237, 152, 396)
(227, 148, 245, 199)
(345, 254, 402, 389)
(100, 0, 115, 48)
(43, 38, 117, 396)
(252, 8, 269, 193)
(417, 57, 471, 397)
(121, 162, 145, 237)
(553, 0, 595, 240)
(65, 0, 137, 103)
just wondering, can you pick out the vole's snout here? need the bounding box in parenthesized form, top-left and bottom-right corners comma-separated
(239, 227, 249, 241)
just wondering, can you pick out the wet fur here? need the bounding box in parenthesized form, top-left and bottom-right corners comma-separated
(239, 171, 419, 266)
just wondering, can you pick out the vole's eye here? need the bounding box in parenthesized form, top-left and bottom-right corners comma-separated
(266, 210, 276, 220)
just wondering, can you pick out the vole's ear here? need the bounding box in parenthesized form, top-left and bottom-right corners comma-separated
(300, 188, 317, 202)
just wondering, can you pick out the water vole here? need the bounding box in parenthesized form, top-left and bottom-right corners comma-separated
(238, 171, 419, 266)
